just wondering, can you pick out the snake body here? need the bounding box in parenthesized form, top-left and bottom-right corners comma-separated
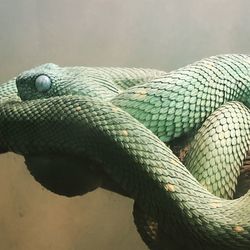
(0, 54, 250, 249)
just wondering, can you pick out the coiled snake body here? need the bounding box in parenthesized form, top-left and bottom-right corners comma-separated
(0, 54, 250, 249)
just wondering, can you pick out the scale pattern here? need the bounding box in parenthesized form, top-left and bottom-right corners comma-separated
(16, 64, 166, 101)
(112, 54, 250, 142)
(0, 54, 250, 249)
(0, 78, 19, 104)
(185, 102, 250, 199)
(0, 96, 249, 250)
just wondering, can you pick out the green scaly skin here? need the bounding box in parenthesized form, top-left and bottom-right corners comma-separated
(0, 97, 249, 250)
(112, 54, 250, 143)
(1, 65, 169, 247)
(0, 54, 250, 249)
(15, 54, 250, 199)
(0, 78, 19, 104)
(16, 64, 166, 100)
(185, 102, 250, 199)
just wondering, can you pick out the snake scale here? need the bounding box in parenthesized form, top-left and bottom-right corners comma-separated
(0, 54, 249, 250)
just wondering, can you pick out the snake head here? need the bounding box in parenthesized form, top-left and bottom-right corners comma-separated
(16, 63, 120, 101)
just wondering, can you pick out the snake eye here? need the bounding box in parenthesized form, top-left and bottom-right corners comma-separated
(35, 75, 52, 92)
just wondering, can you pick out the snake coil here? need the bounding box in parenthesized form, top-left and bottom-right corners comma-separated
(0, 54, 250, 250)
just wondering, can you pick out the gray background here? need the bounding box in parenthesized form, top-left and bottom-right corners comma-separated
(0, 0, 249, 249)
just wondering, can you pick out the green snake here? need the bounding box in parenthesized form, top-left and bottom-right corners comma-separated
(0, 54, 250, 250)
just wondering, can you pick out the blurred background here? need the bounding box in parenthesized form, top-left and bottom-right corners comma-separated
(0, 0, 250, 249)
